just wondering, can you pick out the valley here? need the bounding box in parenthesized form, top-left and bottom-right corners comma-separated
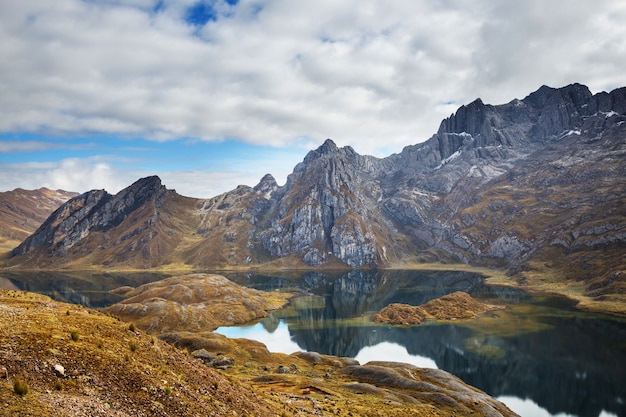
(1, 83, 625, 417)
(3, 84, 624, 315)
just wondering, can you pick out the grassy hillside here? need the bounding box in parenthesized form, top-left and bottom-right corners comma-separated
(0, 289, 518, 417)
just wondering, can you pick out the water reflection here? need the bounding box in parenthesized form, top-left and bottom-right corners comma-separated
(220, 270, 626, 417)
(216, 320, 303, 354)
(3, 268, 625, 417)
(0, 270, 174, 307)
(354, 341, 438, 369)
(497, 396, 578, 417)
(497, 396, 619, 417)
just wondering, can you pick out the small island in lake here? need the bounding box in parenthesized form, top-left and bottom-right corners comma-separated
(373, 291, 504, 325)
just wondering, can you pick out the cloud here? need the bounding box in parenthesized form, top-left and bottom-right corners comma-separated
(0, 140, 94, 153)
(472, 1, 626, 103)
(0, 0, 625, 157)
(158, 169, 271, 198)
(354, 342, 438, 369)
(0, 141, 63, 153)
(0, 158, 135, 194)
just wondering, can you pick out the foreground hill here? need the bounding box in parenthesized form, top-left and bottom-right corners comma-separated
(0, 288, 518, 417)
(0, 188, 77, 255)
(0, 290, 281, 417)
(6, 83, 625, 310)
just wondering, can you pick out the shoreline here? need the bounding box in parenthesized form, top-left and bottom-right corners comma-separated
(2, 262, 625, 317)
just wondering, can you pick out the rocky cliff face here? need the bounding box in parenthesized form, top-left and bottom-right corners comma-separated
(6, 83, 625, 298)
(372, 84, 625, 294)
(259, 139, 397, 267)
(13, 176, 168, 256)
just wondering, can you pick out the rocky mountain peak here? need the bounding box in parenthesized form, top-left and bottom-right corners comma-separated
(426, 83, 625, 171)
(123, 175, 162, 192)
(437, 98, 486, 136)
(112, 175, 168, 211)
(317, 138, 339, 154)
(302, 138, 343, 163)
(253, 174, 278, 194)
(523, 83, 592, 109)
(259, 139, 389, 267)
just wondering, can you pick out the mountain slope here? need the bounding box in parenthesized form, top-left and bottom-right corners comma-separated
(0, 290, 283, 417)
(259, 140, 402, 267)
(5, 83, 625, 305)
(10, 176, 201, 269)
(0, 187, 77, 255)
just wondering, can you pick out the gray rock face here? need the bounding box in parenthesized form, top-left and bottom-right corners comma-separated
(252, 84, 626, 271)
(13, 176, 169, 256)
(259, 139, 391, 267)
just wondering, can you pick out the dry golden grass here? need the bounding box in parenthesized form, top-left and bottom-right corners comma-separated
(373, 292, 504, 325)
(0, 290, 283, 417)
(103, 273, 292, 333)
(0, 287, 518, 417)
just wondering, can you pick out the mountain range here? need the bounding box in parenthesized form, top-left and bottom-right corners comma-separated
(4, 83, 625, 304)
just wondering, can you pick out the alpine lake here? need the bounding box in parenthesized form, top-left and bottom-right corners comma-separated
(1, 269, 624, 417)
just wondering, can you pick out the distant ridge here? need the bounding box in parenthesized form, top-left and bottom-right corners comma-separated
(0, 187, 77, 253)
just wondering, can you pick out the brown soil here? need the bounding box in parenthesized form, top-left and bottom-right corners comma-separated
(372, 291, 504, 325)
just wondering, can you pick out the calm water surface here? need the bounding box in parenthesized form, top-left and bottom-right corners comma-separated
(2, 269, 625, 417)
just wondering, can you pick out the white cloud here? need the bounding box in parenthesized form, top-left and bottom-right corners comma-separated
(0, 151, 296, 198)
(0, 158, 135, 194)
(214, 320, 304, 354)
(0, 140, 94, 153)
(158, 169, 270, 198)
(0, 141, 62, 153)
(0, 0, 625, 158)
(354, 341, 438, 369)
(496, 396, 578, 417)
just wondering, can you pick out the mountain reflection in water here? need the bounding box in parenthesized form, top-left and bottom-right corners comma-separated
(0, 270, 175, 307)
(2, 269, 625, 417)
(221, 270, 626, 417)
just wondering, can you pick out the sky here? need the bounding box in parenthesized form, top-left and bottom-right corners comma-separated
(1, 0, 625, 198)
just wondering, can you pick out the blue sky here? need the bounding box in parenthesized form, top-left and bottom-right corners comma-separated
(0, 134, 306, 197)
(1, 0, 625, 197)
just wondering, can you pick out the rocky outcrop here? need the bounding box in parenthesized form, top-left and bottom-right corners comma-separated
(8, 176, 202, 269)
(104, 273, 291, 333)
(157, 329, 518, 416)
(259, 139, 392, 267)
(13, 176, 169, 257)
(342, 362, 516, 417)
